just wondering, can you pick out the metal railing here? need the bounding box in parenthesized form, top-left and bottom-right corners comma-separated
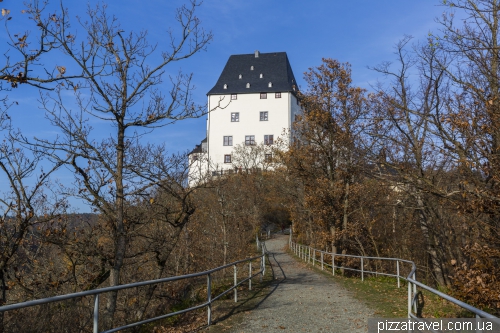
(0, 241, 268, 333)
(289, 240, 497, 320)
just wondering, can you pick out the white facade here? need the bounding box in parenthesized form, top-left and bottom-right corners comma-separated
(206, 92, 300, 169)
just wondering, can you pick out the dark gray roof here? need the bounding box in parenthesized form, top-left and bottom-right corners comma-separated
(208, 51, 298, 95)
(188, 144, 202, 155)
(188, 137, 207, 155)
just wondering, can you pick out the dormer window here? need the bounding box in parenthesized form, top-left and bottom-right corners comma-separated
(260, 73, 263, 78)
(268, 82, 272, 87)
(250, 66, 254, 70)
(239, 74, 242, 79)
(223, 84, 227, 89)
(246, 83, 250, 88)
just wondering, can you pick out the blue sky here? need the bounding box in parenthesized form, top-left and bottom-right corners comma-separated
(0, 0, 449, 211)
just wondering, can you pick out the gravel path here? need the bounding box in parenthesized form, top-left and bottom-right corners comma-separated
(228, 235, 374, 332)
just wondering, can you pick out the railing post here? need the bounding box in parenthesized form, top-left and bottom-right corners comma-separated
(408, 280, 411, 318)
(234, 265, 238, 302)
(262, 246, 266, 276)
(412, 272, 417, 313)
(361, 257, 364, 282)
(308, 247, 311, 263)
(321, 252, 324, 271)
(249, 261, 252, 291)
(93, 294, 99, 333)
(260, 250, 264, 282)
(397, 261, 400, 288)
(313, 249, 315, 266)
(207, 274, 212, 325)
(332, 254, 335, 276)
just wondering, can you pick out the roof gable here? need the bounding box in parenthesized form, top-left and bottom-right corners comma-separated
(208, 51, 298, 95)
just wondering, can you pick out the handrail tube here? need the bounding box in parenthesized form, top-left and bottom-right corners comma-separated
(211, 272, 260, 303)
(0, 254, 263, 313)
(103, 301, 209, 333)
(407, 277, 496, 319)
(0, 243, 268, 333)
(291, 241, 497, 320)
(323, 263, 408, 280)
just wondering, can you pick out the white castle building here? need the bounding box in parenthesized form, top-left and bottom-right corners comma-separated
(188, 51, 301, 184)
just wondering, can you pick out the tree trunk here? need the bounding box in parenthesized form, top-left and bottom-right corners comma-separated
(415, 193, 446, 286)
(104, 125, 127, 330)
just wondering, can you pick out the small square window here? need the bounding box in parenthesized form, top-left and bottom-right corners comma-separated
(231, 112, 239, 122)
(260, 93, 267, 99)
(223, 136, 233, 146)
(264, 135, 274, 145)
(224, 155, 231, 163)
(231, 94, 237, 100)
(245, 135, 255, 146)
(265, 154, 272, 162)
(275, 92, 281, 98)
(260, 111, 268, 121)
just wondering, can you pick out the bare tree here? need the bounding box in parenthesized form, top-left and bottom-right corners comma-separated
(370, 36, 456, 286)
(22, 0, 212, 327)
(0, 130, 65, 331)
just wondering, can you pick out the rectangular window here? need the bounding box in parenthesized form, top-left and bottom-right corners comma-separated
(265, 153, 272, 162)
(245, 135, 255, 146)
(224, 154, 231, 163)
(231, 94, 237, 100)
(264, 134, 274, 145)
(260, 93, 267, 99)
(260, 111, 268, 121)
(275, 92, 281, 98)
(223, 136, 233, 146)
(231, 112, 239, 122)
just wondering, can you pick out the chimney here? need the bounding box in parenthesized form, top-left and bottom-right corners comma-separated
(255, 50, 259, 58)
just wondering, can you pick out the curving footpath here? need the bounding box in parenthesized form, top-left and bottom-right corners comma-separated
(228, 235, 374, 332)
